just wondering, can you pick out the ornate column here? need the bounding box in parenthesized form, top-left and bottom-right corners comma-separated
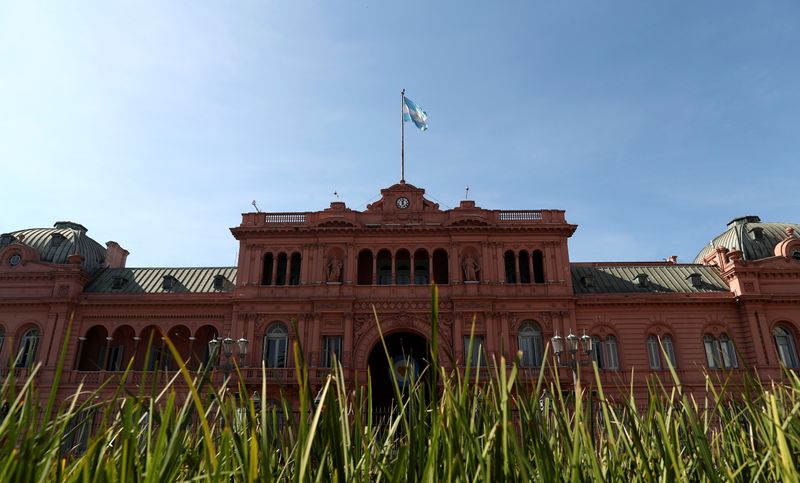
(547, 242, 560, 283)
(528, 252, 535, 283)
(372, 251, 378, 284)
(514, 251, 520, 283)
(480, 242, 490, 283)
(501, 312, 511, 359)
(310, 314, 322, 365)
(344, 244, 355, 284)
(343, 312, 353, 366)
(496, 244, 505, 283)
(453, 313, 464, 361)
(484, 312, 497, 360)
(391, 251, 397, 284)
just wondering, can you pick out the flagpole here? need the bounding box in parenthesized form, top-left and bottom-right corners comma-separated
(401, 88, 405, 183)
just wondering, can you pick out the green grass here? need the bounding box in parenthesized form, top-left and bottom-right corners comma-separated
(1, 288, 799, 482)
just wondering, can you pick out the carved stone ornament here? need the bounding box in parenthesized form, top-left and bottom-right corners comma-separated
(461, 253, 480, 282)
(326, 256, 343, 282)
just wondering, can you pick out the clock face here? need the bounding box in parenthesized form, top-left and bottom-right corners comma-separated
(8, 254, 21, 266)
(396, 196, 410, 209)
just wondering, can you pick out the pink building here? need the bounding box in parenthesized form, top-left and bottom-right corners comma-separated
(1, 182, 799, 406)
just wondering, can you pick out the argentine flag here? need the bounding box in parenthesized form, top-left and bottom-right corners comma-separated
(403, 96, 429, 131)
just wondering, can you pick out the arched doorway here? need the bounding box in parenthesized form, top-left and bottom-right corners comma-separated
(367, 331, 429, 411)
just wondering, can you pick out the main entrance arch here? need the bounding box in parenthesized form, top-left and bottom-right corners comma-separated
(366, 331, 429, 409)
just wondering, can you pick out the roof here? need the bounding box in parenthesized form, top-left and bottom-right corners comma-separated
(571, 264, 729, 294)
(1, 222, 106, 273)
(85, 267, 237, 293)
(695, 216, 800, 263)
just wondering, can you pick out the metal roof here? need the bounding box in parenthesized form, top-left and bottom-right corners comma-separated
(695, 218, 800, 263)
(1, 222, 106, 273)
(571, 264, 729, 294)
(85, 267, 237, 293)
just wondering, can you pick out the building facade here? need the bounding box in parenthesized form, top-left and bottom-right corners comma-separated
(1, 182, 800, 405)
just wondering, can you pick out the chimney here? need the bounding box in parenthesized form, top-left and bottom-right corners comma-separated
(105, 241, 129, 268)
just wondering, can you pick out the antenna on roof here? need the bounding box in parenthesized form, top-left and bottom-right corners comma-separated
(464, 186, 470, 199)
(252, 200, 261, 213)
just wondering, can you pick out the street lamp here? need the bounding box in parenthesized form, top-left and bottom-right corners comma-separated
(551, 330, 593, 383)
(208, 336, 248, 379)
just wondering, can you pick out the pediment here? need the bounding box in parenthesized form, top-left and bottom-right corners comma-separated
(365, 182, 440, 214)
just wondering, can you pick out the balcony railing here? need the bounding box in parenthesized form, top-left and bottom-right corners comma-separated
(498, 210, 543, 221)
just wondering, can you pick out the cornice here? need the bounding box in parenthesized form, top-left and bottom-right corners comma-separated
(233, 224, 577, 237)
(574, 292, 735, 307)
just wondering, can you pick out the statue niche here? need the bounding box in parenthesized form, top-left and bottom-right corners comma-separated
(326, 256, 343, 283)
(461, 252, 481, 282)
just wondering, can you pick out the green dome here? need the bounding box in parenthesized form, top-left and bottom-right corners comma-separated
(695, 216, 800, 263)
(1, 221, 107, 273)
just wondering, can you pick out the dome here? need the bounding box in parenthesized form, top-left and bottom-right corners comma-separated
(0, 221, 107, 273)
(695, 216, 800, 263)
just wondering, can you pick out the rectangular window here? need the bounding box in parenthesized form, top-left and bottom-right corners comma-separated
(464, 336, 485, 367)
(662, 338, 676, 368)
(519, 336, 534, 367)
(591, 336, 604, 369)
(321, 336, 342, 368)
(647, 337, 660, 370)
(264, 337, 288, 368)
(605, 338, 619, 370)
(106, 345, 124, 371)
(704, 338, 720, 369)
(720, 338, 738, 369)
(96, 346, 107, 370)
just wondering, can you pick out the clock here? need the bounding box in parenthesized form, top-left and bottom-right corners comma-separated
(396, 196, 410, 209)
(8, 254, 21, 266)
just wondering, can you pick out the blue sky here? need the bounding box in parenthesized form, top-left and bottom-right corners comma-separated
(1, 1, 797, 267)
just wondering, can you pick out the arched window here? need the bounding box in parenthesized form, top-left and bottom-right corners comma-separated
(262, 253, 274, 285)
(395, 249, 411, 285)
(518, 322, 544, 368)
(532, 250, 545, 284)
(263, 323, 288, 368)
(15, 328, 41, 368)
(357, 250, 373, 285)
(413, 249, 429, 284)
(432, 249, 449, 284)
(591, 335, 619, 371)
(504, 250, 516, 283)
(289, 252, 301, 285)
(518, 251, 531, 284)
(275, 253, 288, 286)
(376, 250, 392, 285)
(704, 334, 738, 369)
(78, 325, 109, 371)
(773, 326, 799, 368)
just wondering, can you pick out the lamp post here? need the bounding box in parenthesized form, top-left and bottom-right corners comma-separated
(551, 330, 593, 384)
(208, 336, 248, 379)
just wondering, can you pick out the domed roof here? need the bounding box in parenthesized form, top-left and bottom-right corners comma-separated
(695, 216, 800, 263)
(0, 221, 107, 273)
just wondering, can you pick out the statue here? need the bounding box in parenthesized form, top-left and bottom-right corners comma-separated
(326, 256, 343, 283)
(461, 253, 480, 282)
